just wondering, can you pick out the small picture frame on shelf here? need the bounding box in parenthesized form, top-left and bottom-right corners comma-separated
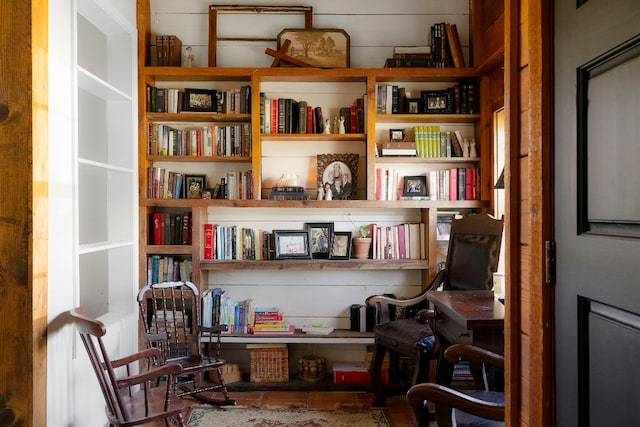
(406, 98, 421, 114)
(421, 89, 454, 113)
(183, 88, 217, 112)
(273, 229, 312, 260)
(402, 175, 427, 197)
(306, 222, 334, 259)
(329, 231, 352, 260)
(389, 129, 406, 142)
(185, 175, 206, 199)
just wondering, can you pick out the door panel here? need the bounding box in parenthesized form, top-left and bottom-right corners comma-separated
(555, 1, 640, 425)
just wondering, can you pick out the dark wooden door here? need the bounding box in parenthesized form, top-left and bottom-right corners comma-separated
(555, 1, 640, 425)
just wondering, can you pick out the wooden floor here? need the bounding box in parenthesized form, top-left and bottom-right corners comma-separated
(147, 390, 416, 426)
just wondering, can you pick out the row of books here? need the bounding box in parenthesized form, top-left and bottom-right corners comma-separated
(146, 255, 192, 285)
(259, 94, 365, 134)
(376, 80, 477, 115)
(149, 211, 191, 245)
(146, 123, 251, 158)
(413, 127, 474, 158)
(146, 168, 253, 200)
(429, 167, 481, 201)
(371, 222, 427, 260)
(203, 224, 271, 261)
(155, 35, 182, 66)
(384, 46, 432, 68)
(430, 22, 466, 68)
(146, 84, 251, 114)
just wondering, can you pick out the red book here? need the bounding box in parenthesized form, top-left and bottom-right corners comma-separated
(306, 106, 313, 134)
(152, 212, 162, 245)
(270, 98, 278, 133)
(204, 223, 213, 259)
(465, 167, 475, 201)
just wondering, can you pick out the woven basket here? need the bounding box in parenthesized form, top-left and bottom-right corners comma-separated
(297, 355, 327, 382)
(249, 346, 289, 383)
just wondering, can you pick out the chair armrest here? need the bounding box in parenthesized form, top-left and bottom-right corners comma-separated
(444, 344, 504, 368)
(110, 348, 161, 369)
(116, 362, 183, 388)
(407, 383, 504, 425)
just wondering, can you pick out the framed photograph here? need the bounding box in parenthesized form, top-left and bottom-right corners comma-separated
(389, 129, 406, 142)
(183, 88, 217, 112)
(421, 89, 454, 113)
(329, 231, 352, 260)
(403, 176, 427, 197)
(185, 175, 206, 199)
(406, 98, 421, 114)
(306, 222, 334, 259)
(317, 153, 359, 200)
(273, 229, 312, 260)
(277, 28, 350, 68)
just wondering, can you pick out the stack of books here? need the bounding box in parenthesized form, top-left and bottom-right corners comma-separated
(252, 307, 295, 335)
(381, 141, 417, 157)
(384, 46, 432, 68)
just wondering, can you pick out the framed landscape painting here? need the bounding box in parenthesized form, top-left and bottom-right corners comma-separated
(277, 29, 350, 68)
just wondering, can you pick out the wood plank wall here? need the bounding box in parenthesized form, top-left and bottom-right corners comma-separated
(0, 0, 49, 425)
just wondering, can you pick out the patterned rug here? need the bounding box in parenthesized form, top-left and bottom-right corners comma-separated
(187, 407, 391, 427)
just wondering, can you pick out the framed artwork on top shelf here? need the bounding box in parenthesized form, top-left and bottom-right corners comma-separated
(306, 222, 334, 259)
(274, 229, 312, 260)
(277, 28, 350, 68)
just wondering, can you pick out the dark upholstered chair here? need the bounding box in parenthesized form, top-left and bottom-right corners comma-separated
(367, 213, 503, 407)
(137, 281, 236, 406)
(68, 308, 188, 427)
(407, 344, 505, 427)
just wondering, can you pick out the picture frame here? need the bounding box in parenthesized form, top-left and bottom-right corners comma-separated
(277, 28, 350, 68)
(183, 88, 217, 112)
(406, 98, 421, 114)
(421, 89, 455, 114)
(317, 153, 359, 200)
(329, 231, 352, 260)
(306, 222, 334, 259)
(389, 129, 406, 142)
(273, 229, 312, 260)
(403, 175, 427, 197)
(185, 175, 206, 199)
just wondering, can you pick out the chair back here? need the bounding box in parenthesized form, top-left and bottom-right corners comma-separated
(68, 309, 135, 423)
(443, 214, 503, 291)
(137, 281, 203, 362)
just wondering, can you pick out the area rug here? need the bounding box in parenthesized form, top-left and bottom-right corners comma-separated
(187, 407, 391, 427)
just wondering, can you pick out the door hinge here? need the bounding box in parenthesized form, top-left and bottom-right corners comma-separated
(545, 241, 556, 284)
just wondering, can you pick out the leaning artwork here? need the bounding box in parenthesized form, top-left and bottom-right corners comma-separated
(277, 29, 350, 68)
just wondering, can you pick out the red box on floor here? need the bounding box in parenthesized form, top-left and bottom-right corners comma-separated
(332, 362, 388, 384)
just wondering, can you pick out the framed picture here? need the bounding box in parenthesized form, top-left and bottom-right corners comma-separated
(306, 222, 334, 259)
(273, 229, 312, 260)
(317, 153, 359, 200)
(421, 89, 454, 113)
(329, 231, 352, 260)
(406, 98, 421, 114)
(185, 175, 206, 199)
(389, 129, 406, 142)
(183, 88, 217, 112)
(277, 28, 350, 68)
(403, 176, 427, 197)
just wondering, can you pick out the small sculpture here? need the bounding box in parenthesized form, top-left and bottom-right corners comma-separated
(317, 186, 324, 200)
(325, 186, 333, 200)
(338, 116, 346, 134)
(469, 139, 478, 158)
(183, 46, 194, 67)
(462, 138, 470, 158)
(323, 119, 331, 134)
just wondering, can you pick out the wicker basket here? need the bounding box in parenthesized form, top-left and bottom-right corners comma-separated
(297, 355, 327, 382)
(248, 344, 289, 383)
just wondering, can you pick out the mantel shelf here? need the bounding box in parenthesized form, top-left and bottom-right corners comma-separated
(200, 258, 429, 271)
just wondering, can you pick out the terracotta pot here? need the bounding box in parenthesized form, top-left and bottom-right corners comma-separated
(352, 237, 372, 259)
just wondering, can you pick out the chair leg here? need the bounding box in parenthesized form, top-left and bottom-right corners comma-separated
(370, 343, 388, 407)
(411, 350, 432, 386)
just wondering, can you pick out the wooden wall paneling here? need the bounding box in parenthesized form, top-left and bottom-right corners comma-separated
(504, 0, 521, 424)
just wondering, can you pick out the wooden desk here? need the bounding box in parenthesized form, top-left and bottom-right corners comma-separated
(426, 290, 505, 386)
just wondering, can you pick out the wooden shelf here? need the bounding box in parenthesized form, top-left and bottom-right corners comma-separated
(376, 113, 480, 123)
(148, 155, 251, 162)
(200, 258, 429, 271)
(217, 329, 374, 344)
(146, 112, 250, 122)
